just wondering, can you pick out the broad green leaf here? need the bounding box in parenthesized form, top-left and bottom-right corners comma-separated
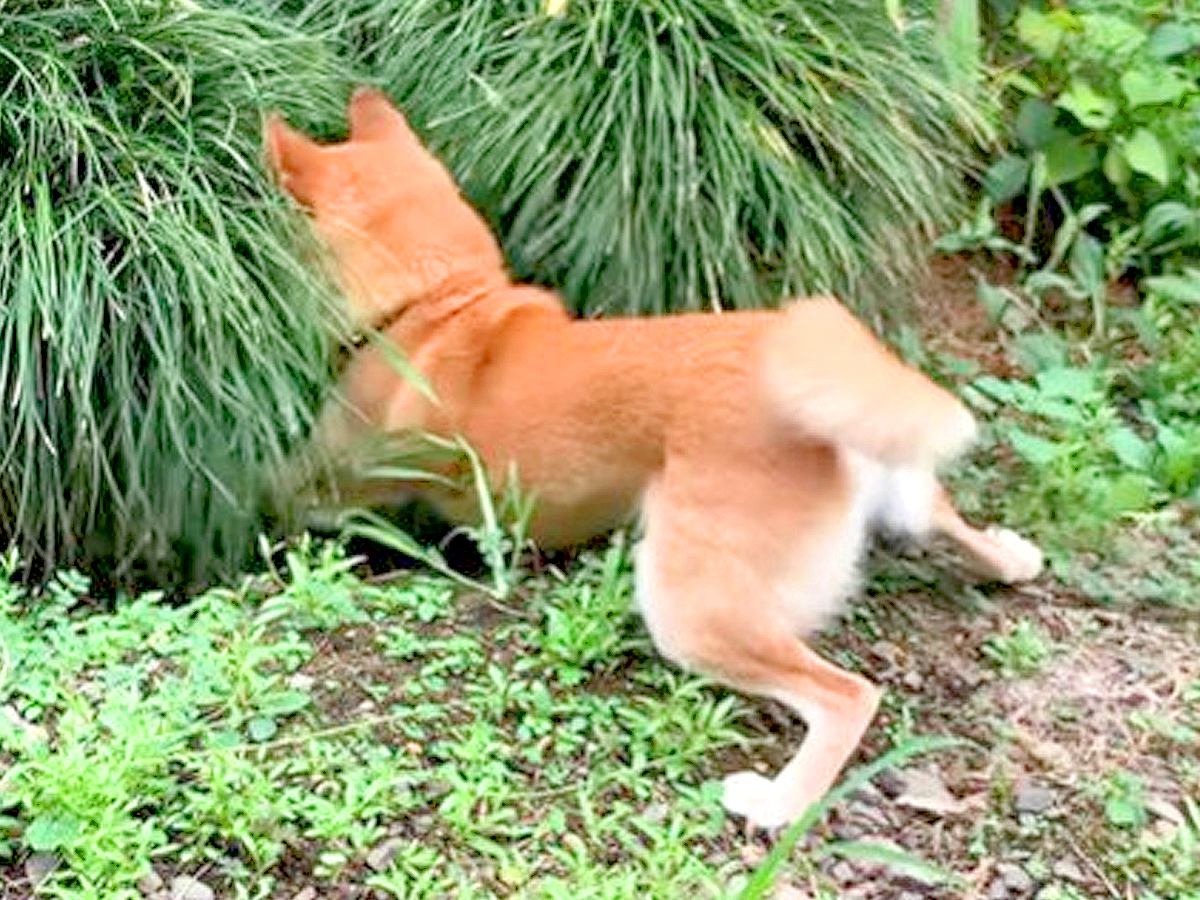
(1043, 137, 1099, 187)
(1143, 270, 1200, 304)
(1056, 79, 1116, 129)
(1006, 427, 1064, 466)
(1147, 22, 1200, 59)
(1015, 97, 1059, 150)
(1079, 13, 1147, 59)
(983, 155, 1030, 203)
(1002, 72, 1042, 96)
(1034, 367, 1097, 402)
(259, 689, 310, 716)
(1018, 271, 1081, 300)
(971, 375, 1017, 403)
(1108, 426, 1153, 471)
(1031, 398, 1086, 425)
(819, 840, 960, 887)
(1104, 473, 1153, 515)
(1016, 7, 1072, 58)
(1122, 128, 1170, 186)
(1120, 69, 1189, 109)
(1140, 202, 1198, 246)
(975, 279, 1025, 328)
(208, 729, 241, 749)
(247, 716, 278, 742)
(1068, 233, 1105, 293)
(25, 814, 80, 851)
(1102, 144, 1131, 186)
(1011, 332, 1068, 373)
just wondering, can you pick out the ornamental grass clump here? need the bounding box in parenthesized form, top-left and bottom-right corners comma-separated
(271, 0, 982, 315)
(0, 1, 354, 583)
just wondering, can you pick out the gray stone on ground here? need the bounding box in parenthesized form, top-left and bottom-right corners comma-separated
(24, 852, 58, 887)
(137, 868, 165, 897)
(169, 875, 214, 900)
(366, 836, 406, 872)
(1013, 779, 1055, 814)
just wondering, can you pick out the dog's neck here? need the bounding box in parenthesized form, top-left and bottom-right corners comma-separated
(358, 267, 512, 342)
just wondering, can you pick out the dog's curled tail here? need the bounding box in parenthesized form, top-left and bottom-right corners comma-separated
(762, 298, 976, 467)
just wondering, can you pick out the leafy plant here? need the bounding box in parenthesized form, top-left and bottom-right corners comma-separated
(535, 536, 639, 685)
(1101, 769, 1148, 830)
(981, 618, 1054, 676)
(962, 297, 1200, 552)
(975, 0, 1200, 324)
(0, 0, 354, 584)
(338, 435, 536, 602)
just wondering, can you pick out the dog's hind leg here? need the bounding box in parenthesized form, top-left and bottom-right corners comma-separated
(863, 466, 1043, 585)
(635, 474, 881, 830)
(715, 633, 881, 830)
(930, 487, 1043, 584)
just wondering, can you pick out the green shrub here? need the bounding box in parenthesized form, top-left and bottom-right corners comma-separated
(974, 0, 1200, 319)
(0, 1, 355, 583)
(268, 0, 981, 316)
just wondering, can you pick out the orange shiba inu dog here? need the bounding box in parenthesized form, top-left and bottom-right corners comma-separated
(266, 88, 1043, 829)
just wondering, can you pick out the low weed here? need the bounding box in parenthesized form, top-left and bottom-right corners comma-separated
(982, 618, 1055, 677)
(971, 0, 1200, 330)
(948, 282, 1200, 600)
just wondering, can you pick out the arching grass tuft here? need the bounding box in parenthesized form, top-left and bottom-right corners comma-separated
(0, 1, 356, 584)
(268, 0, 984, 316)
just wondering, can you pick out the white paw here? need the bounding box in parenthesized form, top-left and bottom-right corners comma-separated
(985, 527, 1044, 583)
(722, 770, 792, 830)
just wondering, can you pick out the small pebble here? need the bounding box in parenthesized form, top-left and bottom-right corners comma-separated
(997, 862, 1035, 893)
(366, 837, 406, 872)
(829, 860, 858, 882)
(169, 876, 214, 900)
(1013, 779, 1055, 815)
(1052, 859, 1086, 883)
(287, 673, 315, 691)
(877, 767, 906, 798)
(137, 869, 165, 897)
(901, 670, 924, 690)
(24, 852, 58, 888)
(641, 802, 667, 824)
(772, 883, 809, 900)
(739, 843, 766, 867)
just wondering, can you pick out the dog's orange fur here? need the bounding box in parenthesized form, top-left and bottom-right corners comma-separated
(267, 89, 1044, 829)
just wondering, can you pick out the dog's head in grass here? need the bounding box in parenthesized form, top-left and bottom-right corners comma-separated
(266, 88, 504, 328)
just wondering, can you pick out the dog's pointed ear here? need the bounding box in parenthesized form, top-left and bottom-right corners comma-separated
(265, 113, 321, 189)
(348, 87, 415, 142)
